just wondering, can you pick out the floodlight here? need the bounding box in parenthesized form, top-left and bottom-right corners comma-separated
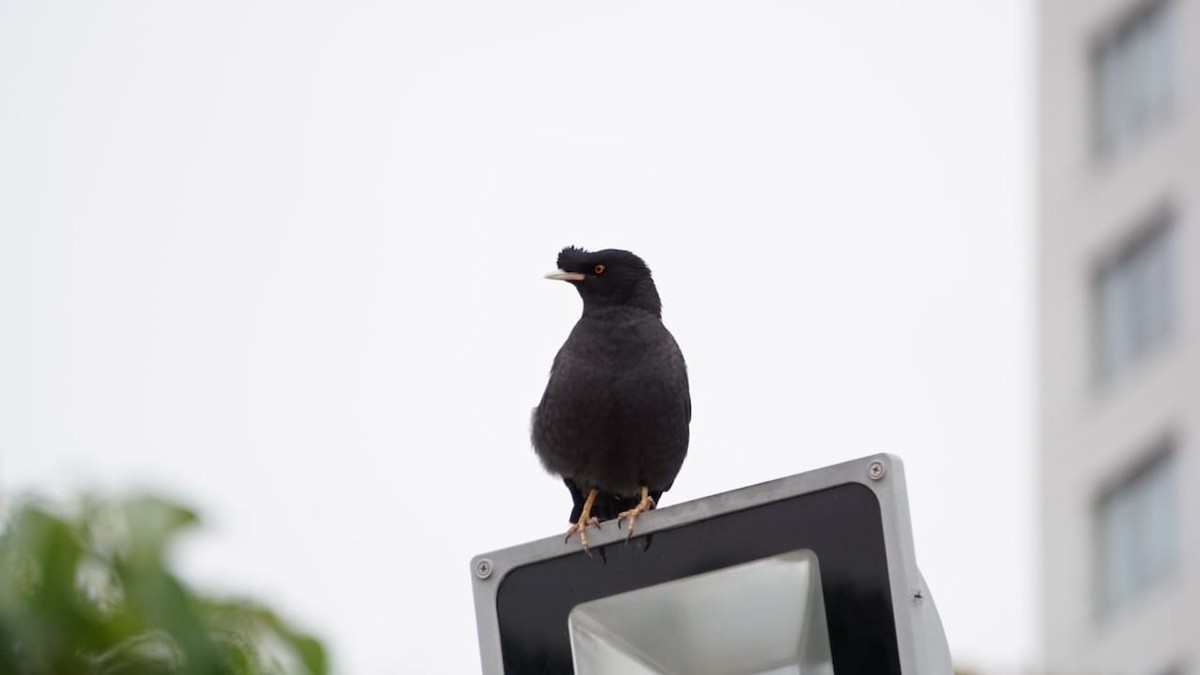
(470, 454, 951, 674)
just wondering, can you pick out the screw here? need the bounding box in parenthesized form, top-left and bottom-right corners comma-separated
(868, 460, 886, 481)
(475, 558, 493, 580)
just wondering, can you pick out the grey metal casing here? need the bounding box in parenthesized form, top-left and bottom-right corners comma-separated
(469, 453, 952, 674)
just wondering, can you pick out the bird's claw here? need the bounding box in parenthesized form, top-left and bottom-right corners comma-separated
(565, 516, 601, 555)
(617, 493, 656, 542)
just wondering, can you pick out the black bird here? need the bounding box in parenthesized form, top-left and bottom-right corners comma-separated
(532, 246, 691, 552)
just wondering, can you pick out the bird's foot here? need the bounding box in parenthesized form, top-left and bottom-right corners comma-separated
(617, 486, 656, 541)
(565, 486, 601, 555)
(564, 516, 601, 555)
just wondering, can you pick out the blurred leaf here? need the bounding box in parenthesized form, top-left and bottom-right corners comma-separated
(119, 495, 199, 567)
(287, 635, 327, 675)
(0, 494, 328, 675)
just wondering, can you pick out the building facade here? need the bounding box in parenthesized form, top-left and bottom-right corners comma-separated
(1039, 0, 1199, 673)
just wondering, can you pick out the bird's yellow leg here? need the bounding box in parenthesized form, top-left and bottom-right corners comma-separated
(565, 487, 601, 554)
(617, 485, 655, 541)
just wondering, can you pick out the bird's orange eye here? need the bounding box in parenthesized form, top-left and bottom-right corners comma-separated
(593, 263, 606, 275)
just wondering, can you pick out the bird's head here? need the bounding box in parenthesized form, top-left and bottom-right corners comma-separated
(546, 246, 662, 317)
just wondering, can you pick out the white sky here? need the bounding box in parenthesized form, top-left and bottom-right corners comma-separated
(1, 2, 1034, 672)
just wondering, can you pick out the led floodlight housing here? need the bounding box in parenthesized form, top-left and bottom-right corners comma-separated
(470, 454, 951, 674)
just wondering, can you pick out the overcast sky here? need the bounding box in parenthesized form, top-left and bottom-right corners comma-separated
(1, 2, 1033, 672)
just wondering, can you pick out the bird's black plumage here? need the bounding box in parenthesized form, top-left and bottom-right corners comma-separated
(532, 247, 691, 527)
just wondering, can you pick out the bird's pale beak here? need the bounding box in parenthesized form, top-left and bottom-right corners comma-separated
(545, 269, 586, 281)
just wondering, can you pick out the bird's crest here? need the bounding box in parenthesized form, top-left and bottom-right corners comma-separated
(556, 246, 589, 272)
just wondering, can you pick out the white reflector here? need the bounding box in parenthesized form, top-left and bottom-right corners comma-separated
(568, 550, 834, 675)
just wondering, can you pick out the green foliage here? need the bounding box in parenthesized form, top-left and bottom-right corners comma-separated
(0, 494, 327, 675)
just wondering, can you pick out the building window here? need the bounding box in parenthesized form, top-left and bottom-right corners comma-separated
(1093, 0, 1174, 155)
(1096, 444, 1178, 616)
(1093, 212, 1174, 381)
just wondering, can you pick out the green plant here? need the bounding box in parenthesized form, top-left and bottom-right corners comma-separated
(0, 494, 326, 675)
